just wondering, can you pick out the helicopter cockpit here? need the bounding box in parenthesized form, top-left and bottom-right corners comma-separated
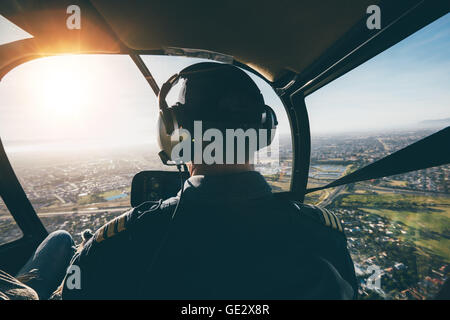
(0, 1, 449, 300)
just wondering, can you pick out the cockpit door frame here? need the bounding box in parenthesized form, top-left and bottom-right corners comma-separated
(0, 138, 47, 274)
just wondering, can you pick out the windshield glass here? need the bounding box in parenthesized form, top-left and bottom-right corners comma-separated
(0, 55, 292, 243)
(305, 14, 450, 300)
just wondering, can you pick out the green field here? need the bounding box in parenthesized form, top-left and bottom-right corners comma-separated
(77, 188, 131, 205)
(336, 193, 450, 211)
(363, 208, 450, 261)
(335, 192, 450, 262)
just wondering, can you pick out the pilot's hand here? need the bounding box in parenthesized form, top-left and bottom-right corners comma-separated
(81, 229, 94, 242)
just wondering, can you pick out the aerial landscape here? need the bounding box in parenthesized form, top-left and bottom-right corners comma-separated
(0, 128, 448, 299)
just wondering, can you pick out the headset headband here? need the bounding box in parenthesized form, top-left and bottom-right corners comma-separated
(158, 73, 183, 134)
(158, 63, 268, 135)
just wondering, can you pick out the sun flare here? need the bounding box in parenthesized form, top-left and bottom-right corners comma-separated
(38, 56, 89, 120)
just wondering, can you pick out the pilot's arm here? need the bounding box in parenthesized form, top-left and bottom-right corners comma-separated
(61, 200, 171, 299)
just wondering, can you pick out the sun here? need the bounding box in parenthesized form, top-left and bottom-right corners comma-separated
(38, 55, 89, 120)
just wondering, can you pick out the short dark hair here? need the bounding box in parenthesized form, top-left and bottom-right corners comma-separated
(176, 62, 265, 134)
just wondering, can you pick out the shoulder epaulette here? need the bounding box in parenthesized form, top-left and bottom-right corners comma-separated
(94, 200, 162, 243)
(291, 201, 344, 233)
(94, 210, 131, 243)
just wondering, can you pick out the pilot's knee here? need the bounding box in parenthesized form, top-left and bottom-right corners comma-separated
(45, 230, 75, 253)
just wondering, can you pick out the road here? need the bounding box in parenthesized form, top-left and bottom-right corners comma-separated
(357, 184, 449, 197)
(317, 185, 346, 207)
(37, 206, 130, 217)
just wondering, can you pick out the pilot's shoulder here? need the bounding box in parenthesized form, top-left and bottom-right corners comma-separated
(92, 199, 171, 245)
(290, 201, 344, 234)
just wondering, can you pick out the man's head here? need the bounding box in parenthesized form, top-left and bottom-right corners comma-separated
(157, 62, 277, 175)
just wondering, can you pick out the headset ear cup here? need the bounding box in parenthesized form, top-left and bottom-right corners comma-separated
(264, 105, 278, 128)
(262, 105, 278, 146)
(157, 113, 173, 160)
(158, 73, 181, 136)
(157, 105, 186, 163)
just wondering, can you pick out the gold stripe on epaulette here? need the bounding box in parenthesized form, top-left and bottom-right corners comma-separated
(326, 209, 343, 232)
(337, 217, 343, 232)
(333, 210, 344, 232)
(117, 214, 127, 233)
(325, 209, 338, 230)
(318, 207, 331, 227)
(94, 214, 129, 243)
(95, 225, 106, 243)
(106, 219, 117, 238)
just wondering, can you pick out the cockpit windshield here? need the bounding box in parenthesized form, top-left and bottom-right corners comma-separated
(0, 55, 292, 244)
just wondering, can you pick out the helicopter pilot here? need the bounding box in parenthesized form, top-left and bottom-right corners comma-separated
(59, 62, 358, 299)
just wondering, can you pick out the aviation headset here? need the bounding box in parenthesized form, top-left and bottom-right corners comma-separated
(157, 62, 278, 165)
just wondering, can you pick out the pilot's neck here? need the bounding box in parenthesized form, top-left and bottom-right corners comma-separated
(188, 163, 254, 176)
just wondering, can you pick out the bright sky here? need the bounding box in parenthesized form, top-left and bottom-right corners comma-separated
(0, 14, 289, 149)
(0, 12, 449, 149)
(306, 13, 450, 134)
(0, 54, 289, 151)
